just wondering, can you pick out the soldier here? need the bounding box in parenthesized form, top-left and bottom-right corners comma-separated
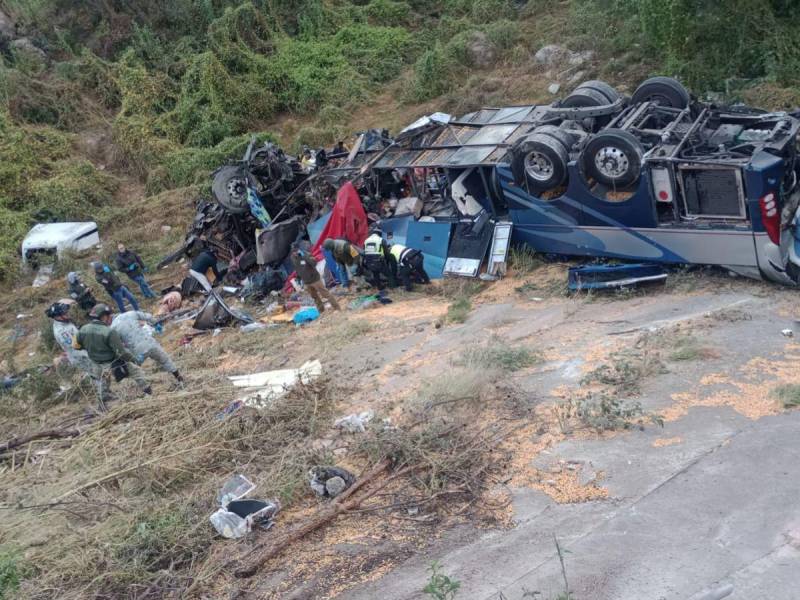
(75, 303, 151, 409)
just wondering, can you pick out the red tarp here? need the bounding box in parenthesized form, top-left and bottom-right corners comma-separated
(284, 182, 370, 291)
(309, 181, 369, 260)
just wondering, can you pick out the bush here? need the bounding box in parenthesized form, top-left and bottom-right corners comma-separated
(28, 159, 118, 220)
(266, 36, 361, 112)
(365, 0, 413, 25)
(571, 0, 800, 90)
(773, 384, 800, 408)
(470, 0, 514, 22)
(154, 131, 275, 191)
(446, 296, 472, 323)
(332, 24, 414, 83)
(0, 547, 28, 600)
(167, 51, 276, 146)
(0, 206, 30, 281)
(111, 114, 177, 178)
(460, 342, 540, 371)
(408, 44, 460, 101)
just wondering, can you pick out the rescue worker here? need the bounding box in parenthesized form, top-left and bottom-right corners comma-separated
(321, 238, 362, 288)
(67, 272, 97, 311)
(111, 310, 184, 386)
(290, 245, 341, 313)
(190, 247, 223, 283)
(115, 243, 156, 299)
(46, 301, 94, 376)
(362, 228, 397, 290)
(92, 261, 139, 313)
(389, 243, 431, 292)
(75, 303, 152, 408)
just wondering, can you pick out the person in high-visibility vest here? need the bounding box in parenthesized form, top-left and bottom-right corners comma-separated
(389, 243, 431, 292)
(362, 229, 397, 290)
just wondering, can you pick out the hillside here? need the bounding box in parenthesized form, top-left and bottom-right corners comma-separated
(3, 1, 800, 599)
(2, 0, 800, 279)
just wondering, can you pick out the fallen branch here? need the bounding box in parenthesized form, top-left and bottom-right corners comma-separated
(234, 458, 401, 578)
(0, 428, 79, 455)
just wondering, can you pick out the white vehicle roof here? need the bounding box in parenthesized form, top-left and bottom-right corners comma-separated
(21, 222, 100, 262)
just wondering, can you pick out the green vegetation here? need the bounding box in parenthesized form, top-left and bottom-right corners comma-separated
(446, 297, 472, 324)
(0, 547, 28, 600)
(773, 383, 800, 408)
(3, 1, 800, 279)
(423, 560, 461, 599)
(572, 0, 800, 95)
(459, 341, 540, 371)
(558, 392, 664, 433)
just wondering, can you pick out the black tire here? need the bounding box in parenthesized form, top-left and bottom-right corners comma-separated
(561, 86, 609, 108)
(575, 80, 620, 104)
(212, 165, 250, 214)
(631, 76, 690, 108)
(580, 128, 644, 188)
(531, 124, 577, 152)
(511, 133, 569, 195)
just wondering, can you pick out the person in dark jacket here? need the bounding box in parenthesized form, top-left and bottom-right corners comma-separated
(389, 243, 430, 291)
(290, 246, 341, 313)
(67, 271, 97, 311)
(75, 303, 151, 408)
(115, 243, 156, 298)
(321, 238, 362, 288)
(92, 261, 139, 313)
(190, 248, 224, 283)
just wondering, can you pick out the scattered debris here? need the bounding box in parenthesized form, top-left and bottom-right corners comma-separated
(293, 306, 320, 324)
(568, 263, 667, 291)
(229, 360, 323, 409)
(308, 466, 356, 498)
(210, 474, 280, 539)
(335, 410, 375, 433)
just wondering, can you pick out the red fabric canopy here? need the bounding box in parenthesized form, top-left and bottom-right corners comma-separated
(284, 181, 369, 292)
(309, 181, 369, 260)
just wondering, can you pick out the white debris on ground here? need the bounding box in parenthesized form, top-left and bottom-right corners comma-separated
(228, 359, 323, 409)
(334, 410, 375, 433)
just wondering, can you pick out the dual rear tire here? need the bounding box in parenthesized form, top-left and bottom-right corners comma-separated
(510, 77, 688, 193)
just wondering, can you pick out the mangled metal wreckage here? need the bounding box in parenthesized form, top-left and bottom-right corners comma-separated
(163, 76, 800, 289)
(356, 76, 800, 285)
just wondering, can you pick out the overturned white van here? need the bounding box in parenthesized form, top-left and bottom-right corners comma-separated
(21, 222, 100, 267)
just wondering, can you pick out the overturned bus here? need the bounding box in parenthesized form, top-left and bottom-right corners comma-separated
(351, 77, 800, 285)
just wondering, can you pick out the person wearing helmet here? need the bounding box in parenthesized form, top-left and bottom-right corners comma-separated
(46, 301, 94, 376)
(111, 310, 184, 386)
(66, 272, 97, 312)
(92, 261, 139, 313)
(362, 228, 397, 290)
(389, 243, 430, 292)
(321, 238, 362, 288)
(75, 303, 152, 407)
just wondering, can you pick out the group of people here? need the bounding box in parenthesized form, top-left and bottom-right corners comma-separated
(290, 228, 431, 314)
(47, 242, 182, 411)
(43, 229, 430, 407)
(67, 243, 158, 315)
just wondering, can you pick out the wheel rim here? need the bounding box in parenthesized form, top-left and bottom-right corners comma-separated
(594, 146, 630, 180)
(225, 177, 248, 208)
(524, 151, 555, 182)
